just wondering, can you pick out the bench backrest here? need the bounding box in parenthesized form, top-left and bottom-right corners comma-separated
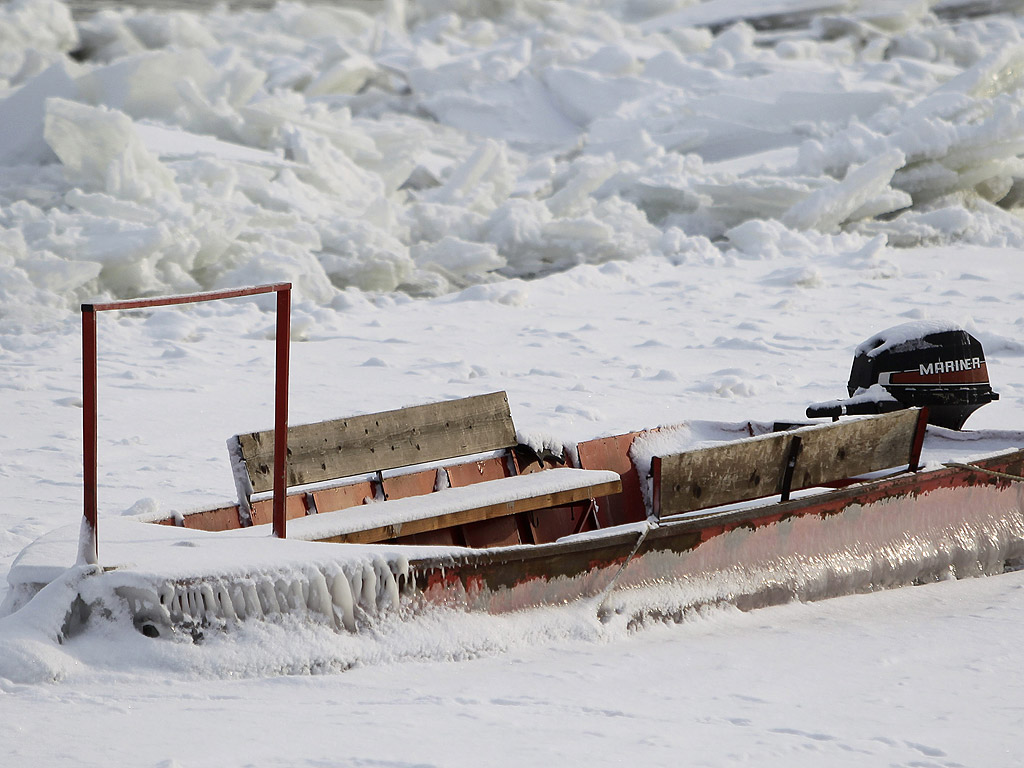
(651, 408, 927, 518)
(230, 391, 516, 497)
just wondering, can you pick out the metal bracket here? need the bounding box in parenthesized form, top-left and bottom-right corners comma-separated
(779, 435, 803, 502)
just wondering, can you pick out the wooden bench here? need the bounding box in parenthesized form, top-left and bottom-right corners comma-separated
(649, 408, 928, 519)
(228, 391, 622, 546)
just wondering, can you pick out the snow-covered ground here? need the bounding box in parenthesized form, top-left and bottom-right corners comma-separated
(3, 0, 1024, 764)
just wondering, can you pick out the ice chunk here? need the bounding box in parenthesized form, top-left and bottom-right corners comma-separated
(546, 156, 619, 218)
(125, 9, 219, 50)
(411, 236, 505, 277)
(424, 139, 514, 213)
(44, 98, 179, 201)
(541, 66, 648, 127)
(934, 44, 1024, 100)
(421, 74, 581, 150)
(318, 219, 413, 292)
(781, 149, 906, 231)
(307, 52, 378, 96)
(135, 123, 290, 167)
(725, 217, 884, 262)
(0, 60, 79, 166)
(77, 50, 218, 124)
(0, 0, 78, 83)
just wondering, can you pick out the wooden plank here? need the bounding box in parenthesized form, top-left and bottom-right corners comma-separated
(180, 504, 243, 532)
(653, 409, 924, 517)
(445, 456, 510, 486)
(392, 528, 463, 546)
(311, 481, 375, 514)
(461, 516, 522, 548)
(236, 392, 515, 494)
(249, 493, 309, 526)
(790, 409, 923, 489)
(314, 478, 623, 545)
(382, 469, 438, 500)
(653, 434, 789, 517)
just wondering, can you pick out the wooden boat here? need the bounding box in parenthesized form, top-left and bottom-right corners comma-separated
(10, 392, 1024, 640)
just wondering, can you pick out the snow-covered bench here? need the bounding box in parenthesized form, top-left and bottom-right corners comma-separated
(650, 408, 928, 519)
(229, 391, 622, 546)
(278, 467, 621, 545)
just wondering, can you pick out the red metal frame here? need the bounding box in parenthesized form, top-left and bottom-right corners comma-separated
(81, 283, 291, 564)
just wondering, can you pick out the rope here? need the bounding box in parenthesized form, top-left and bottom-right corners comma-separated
(595, 520, 655, 618)
(943, 462, 1024, 483)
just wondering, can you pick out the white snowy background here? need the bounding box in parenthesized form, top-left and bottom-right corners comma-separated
(2, 0, 1024, 764)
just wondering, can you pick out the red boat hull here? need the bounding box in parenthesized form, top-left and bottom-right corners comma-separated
(407, 451, 1024, 618)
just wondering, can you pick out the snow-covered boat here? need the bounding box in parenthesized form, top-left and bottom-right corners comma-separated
(5, 286, 1024, 641)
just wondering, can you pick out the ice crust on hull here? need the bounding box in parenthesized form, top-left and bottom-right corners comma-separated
(3, 518, 415, 643)
(6, 548, 412, 646)
(415, 471, 1024, 621)
(111, 555, 406, 638)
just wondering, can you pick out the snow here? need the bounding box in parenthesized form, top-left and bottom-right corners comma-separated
(854, 318, 968, 357)
(4, 0, 1024, 764)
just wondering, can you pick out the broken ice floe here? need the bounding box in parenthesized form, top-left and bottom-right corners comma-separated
(5, 0, 1024, 324)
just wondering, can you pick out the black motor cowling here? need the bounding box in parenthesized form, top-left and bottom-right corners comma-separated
(807, 322, 999, 430)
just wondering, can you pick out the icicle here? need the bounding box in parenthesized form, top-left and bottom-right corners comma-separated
(158, 583, 174, 608)
(287, 578, 305, 613)
(171, 587, 186, 621)
(305, 568, 333, 622)
(257, 578, 280, 615)
(360, 563, 377, 616)
(348, 567, 363, 612)
(242, 582, 263, 620)
(185, 587, 202, 621)
(390, 554, 410, 593)
(229, 583, 247, 620)
(215, 584, 238, 623)
(200, 584, 218, 619)
(374, 558, 399, 612)
(158, 583, 179, 623)
(329, 570, 356, 632)
(274, 578, 301, 612)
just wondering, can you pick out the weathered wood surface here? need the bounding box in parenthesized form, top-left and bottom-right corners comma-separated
(653, 409, 924, 517)
(235, 391, 516, 493)
(792, 408, 923, 487)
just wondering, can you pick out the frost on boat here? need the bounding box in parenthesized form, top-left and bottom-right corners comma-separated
(3, 519, 413, 639)
(4, 291, 1024, 648)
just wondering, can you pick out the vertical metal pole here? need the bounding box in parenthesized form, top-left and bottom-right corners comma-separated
(909, 407, 929, 473)
(272, 286, 291, 538)
(81, 307, 99, 565)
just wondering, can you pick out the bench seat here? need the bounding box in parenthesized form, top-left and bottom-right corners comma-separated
(240, 468, 621, 545)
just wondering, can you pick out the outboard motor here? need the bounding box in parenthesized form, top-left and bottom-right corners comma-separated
(807, 321, 998, 430)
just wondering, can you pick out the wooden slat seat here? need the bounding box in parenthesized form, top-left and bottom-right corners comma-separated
(651, 409, 928, 519)
(225, 391, 622, 546)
